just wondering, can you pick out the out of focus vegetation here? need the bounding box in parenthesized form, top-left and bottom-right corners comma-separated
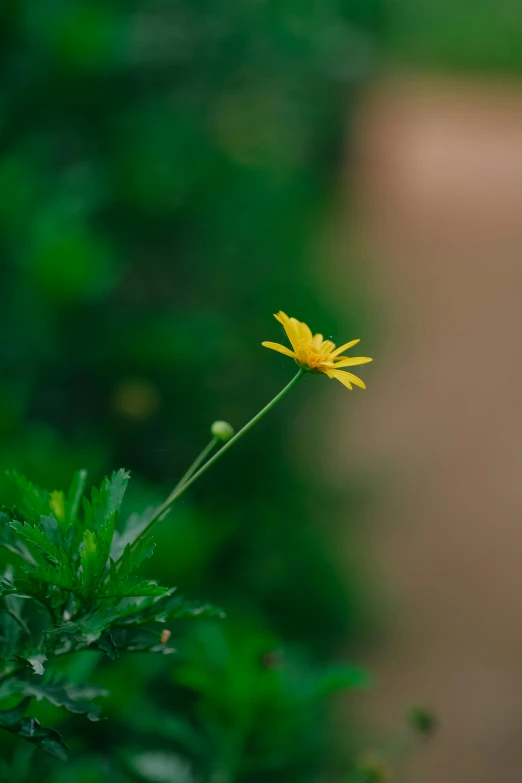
(0, 1, 385, 781)
(389, 0, 522, 72)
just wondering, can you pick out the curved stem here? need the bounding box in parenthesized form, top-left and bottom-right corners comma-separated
(136, 369, 304, 543)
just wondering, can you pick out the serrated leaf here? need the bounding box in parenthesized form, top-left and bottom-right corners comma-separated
(23, 674, 107, 722)
(103, 534, 162, 599)
(0, 512, 36, 565)
(49, 592, 223, 653)
(96, 632, 119, 660)
(103, 580, 169, 598)
(83, 469, 130, 532)
(104, 469, 130, 518)
(117, 536, 156, 582)
(5, 473, 50, 525)
(50, 604, 123, 643)
(79, 512, 116, 598)
(23, 563, 76, 591)
(111, 505, 156, 560)
(7, 518, 77, 594)
(0, 698, 69, 760)
(0, 594, 51, 664)
(9, 519, 70, 571)
(38, 515, 63, 549)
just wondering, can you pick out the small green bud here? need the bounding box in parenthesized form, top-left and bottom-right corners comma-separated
(211, 420, 235, 442)
(407, 706, 438, 736)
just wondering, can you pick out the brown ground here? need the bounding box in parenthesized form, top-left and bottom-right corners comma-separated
(335, 74, 522, 782)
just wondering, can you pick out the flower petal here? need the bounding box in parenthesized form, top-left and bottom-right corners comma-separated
(333, 356, 373, 369)
(321, 340, 335, 354)
(330, 369, 366, 389)
(312, 333, 324, 348)
(329, 339, 361, 358)
(274, 311, 300, 352)
(261, 341, 297, 359)
(290, 318, 313, 342)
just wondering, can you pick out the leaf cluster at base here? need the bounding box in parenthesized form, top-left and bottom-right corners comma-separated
(0, 469, 222, 759)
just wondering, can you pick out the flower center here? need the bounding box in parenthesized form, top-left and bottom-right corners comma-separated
(296, 342, 333, 372)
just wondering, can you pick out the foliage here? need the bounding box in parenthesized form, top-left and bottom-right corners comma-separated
(0, 469, 220, 761)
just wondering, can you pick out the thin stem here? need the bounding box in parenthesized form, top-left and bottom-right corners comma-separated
(137, 369, 304, 543)
(166, 437, 218, 501)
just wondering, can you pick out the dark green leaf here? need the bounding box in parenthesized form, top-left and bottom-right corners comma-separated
(22, 563, 76, 591)
(96, 632, 119, 660)
(0, 512, 36, 565)
(110, 505, 156, 559)
(110, 625, 176, 655)
(0, 698, 69, 761)
(23, 674, 107, 722)
(9, 519, 71, 572)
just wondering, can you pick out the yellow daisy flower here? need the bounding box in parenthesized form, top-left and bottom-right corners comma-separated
(262, 311, 372, 390)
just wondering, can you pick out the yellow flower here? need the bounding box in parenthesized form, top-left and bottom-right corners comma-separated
(262, 311, 372, 390)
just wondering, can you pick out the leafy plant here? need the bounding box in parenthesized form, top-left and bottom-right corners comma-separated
(0, 468, 221, 760)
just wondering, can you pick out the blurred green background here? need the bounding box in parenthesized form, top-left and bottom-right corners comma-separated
(0, 2, 385, 781)
(3, 0, 515, 780)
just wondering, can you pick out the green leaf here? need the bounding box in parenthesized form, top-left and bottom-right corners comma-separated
(110, 505, 156, 559)
(39, 515, 64, 549)
(104, 469, 130, 518)
(8, 519, 76, 590)
(95, 632, 119, 660)
(64, 469, 88, 526)
(0, 574, 17, 596)
(50, 592, 223, 655)
(79, 529, 101, 597)
(110, 625, 176, 655)
(103, 537, 167, 598)
(83, 469, 130, 532)
(79, 512, 117, 597)
(23, 674, 107, 722)
(117, 536, 156, 582)
(14, 653, 47, 676)
(9, 519, 70, 570)
(0, 512, 37, 565)
(5, 473, 50, 525)
(0, 698, 69, 761)
(22, 563, 76, 591)
(110, 581, 169, 598)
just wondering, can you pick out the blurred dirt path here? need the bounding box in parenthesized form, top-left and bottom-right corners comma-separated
(336, 75, 522, 782)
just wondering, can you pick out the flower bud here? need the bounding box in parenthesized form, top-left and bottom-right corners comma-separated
(211, 420, 235, 442)
(160, 629, 171, 645)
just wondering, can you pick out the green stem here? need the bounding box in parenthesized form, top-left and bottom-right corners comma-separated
(167, 437, 218, 500)
(140, 369, 304, 541)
